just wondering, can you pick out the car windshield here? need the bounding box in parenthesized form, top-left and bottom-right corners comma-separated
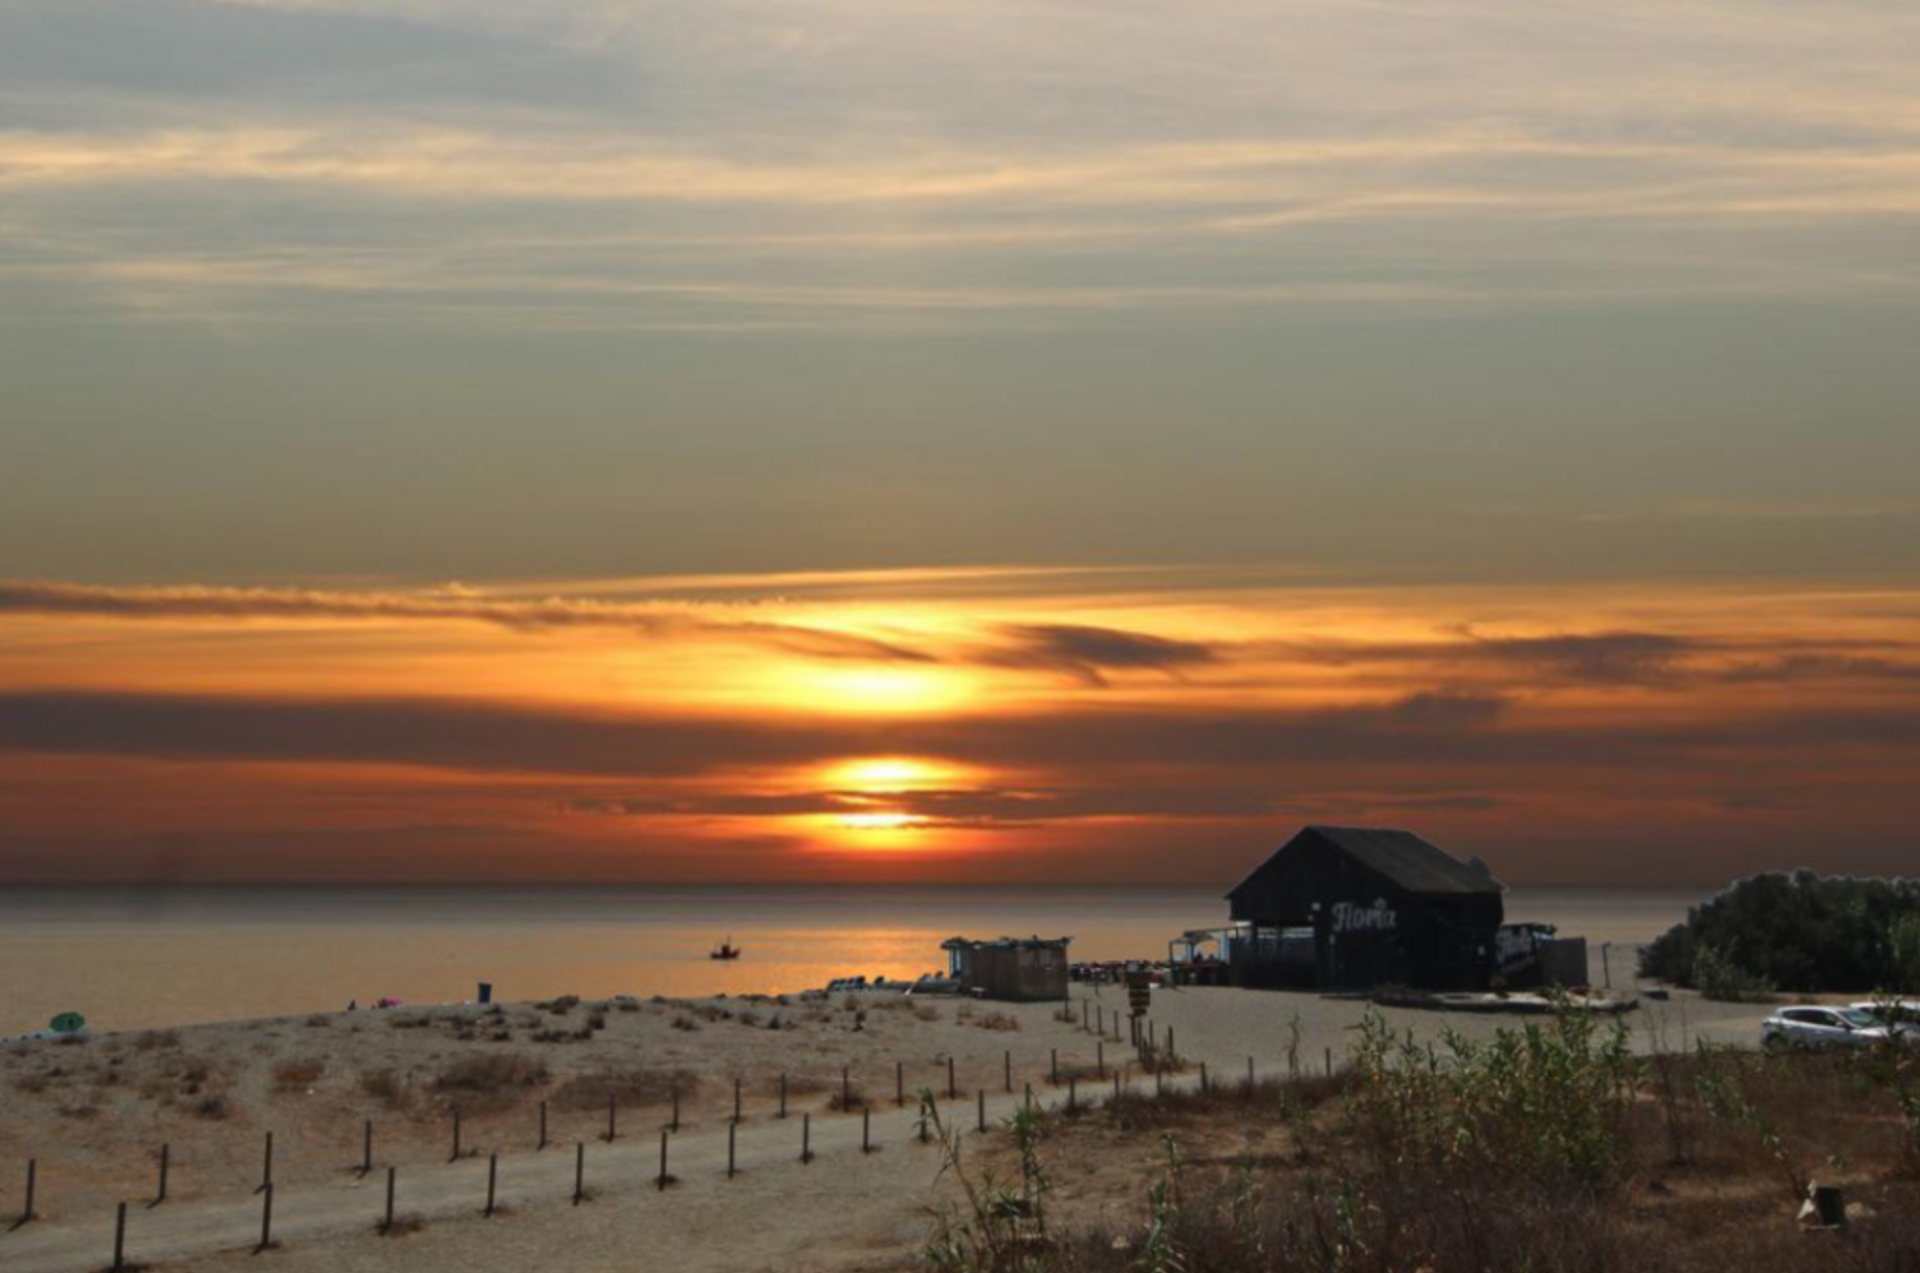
(1838, 1009, 1881, 1028)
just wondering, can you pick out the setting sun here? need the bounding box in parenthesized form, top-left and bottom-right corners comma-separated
(824, 757, 969, 792)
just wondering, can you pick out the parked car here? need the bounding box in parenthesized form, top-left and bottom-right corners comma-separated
(1760, 1005, 1902, 1050)
(1848, 999, 1920, 1040)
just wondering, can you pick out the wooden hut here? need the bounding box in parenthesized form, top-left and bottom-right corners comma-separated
(941, 936, 1072, 1001)
(1225, 826, 1504, 991)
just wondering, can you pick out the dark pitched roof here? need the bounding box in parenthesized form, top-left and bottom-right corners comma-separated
(1228, 825, 1504, 898)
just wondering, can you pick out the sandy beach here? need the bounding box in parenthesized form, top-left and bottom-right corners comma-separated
(0, 982, 1777, 1273)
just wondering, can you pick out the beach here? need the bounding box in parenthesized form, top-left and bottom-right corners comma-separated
(0, 885, 1697, 1037)
(0, 977, 1776, 1273)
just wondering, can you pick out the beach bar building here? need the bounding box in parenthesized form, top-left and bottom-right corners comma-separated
(1225, 826, 1505, 991)
(942, 936, 1072, 1001)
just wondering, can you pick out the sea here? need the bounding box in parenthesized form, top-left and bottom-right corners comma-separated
(0, 885, 1702, 1037)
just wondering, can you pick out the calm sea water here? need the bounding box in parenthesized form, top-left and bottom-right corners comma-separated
(0, 885, 1700, 1036)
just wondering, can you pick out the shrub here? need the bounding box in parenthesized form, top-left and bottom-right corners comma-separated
(271, 1057, 326, 1091)
(1345, 1003, 1642, 1189)
(134, 1029, 181, 1051)
(360, 1068, 408, 1108)
(1643, 871, 1920, 992)
(434, 1054, 549, 1099)
(974, 1012, 1021, 1032)
(1692, 943, 1776, 1003)
(550, 1067, 697, 1111)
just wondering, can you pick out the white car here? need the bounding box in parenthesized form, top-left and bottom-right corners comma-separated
(1761, 1005, 1901, 1050)
(1849, 1000, 1920, 1040)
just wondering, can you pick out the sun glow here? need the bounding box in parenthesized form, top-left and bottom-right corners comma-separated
(824, 756, 967, 792)
(799, 666, 968, 714)
(834, 810, 924, 831)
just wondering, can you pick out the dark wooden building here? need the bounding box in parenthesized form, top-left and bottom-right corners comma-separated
(1226, 826, 1505, 991)
(942, 936, 1072, 1001)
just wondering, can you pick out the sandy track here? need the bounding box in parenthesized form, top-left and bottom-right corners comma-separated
(0, 984, 1774, 1273)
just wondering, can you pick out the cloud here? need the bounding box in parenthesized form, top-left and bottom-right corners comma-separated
(0, 577, 1249, 683)
(0, 577, 939, 663)
(16, 683, 1917, 784)
(979, 623, 1221, 687)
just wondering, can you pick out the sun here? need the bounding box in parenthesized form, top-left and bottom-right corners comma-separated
(834, 810, 925, 831)
(823, 756, 966, 792)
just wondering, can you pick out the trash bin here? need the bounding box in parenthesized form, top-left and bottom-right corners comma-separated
(478, 982, 493, 1005)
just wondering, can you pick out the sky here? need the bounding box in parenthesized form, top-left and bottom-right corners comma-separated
(2, 0, 1918, 885)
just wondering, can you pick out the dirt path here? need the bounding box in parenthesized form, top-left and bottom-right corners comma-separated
(1, 985, 1767, 1273)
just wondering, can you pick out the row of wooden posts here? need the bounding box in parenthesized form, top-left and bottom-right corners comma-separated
(65, 1076, 1133, 1271)
(16, 1016, 1351, 1272)
(10, 1025, 1348, 1242)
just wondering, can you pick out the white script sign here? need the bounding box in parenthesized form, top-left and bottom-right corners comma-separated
(1330, 899, 1399, 935)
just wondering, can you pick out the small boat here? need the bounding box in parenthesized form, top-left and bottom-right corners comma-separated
(710, 937, 742, 961)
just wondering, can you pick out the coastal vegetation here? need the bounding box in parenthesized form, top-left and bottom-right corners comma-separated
(1641, 871, 1920, 996)
(928, 1006, 1920, 1273)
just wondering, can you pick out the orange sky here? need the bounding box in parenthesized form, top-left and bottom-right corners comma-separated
(3, 567, 1918, 885)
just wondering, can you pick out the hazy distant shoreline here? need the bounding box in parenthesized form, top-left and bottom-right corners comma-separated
(0, 885, 1696, 1037)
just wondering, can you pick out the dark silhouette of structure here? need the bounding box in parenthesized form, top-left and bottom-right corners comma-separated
(1226, 825, 1505, 991)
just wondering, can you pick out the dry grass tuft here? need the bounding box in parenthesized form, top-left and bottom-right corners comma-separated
(550, 1066, 699, 1111)
(270, 1057, 327, 1092)
(433, 1054, 550, 1109)
(359, 1067, 409, 1108)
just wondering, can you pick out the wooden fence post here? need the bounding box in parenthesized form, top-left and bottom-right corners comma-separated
(257, 1131, 273, 1194)
(657, 1129, 669, 1191)
(862, 1107, 873, 1154)
(20, 1158, 35, 1226)
(727, 1120, 737, 1178)
(1003, 1050, 1012, 1093)
(605, 1094, 617, 1144)
(572, 1143, 585, 1206)
(1324, 1047, 1332, 1077)
(154, 1142, 169, 1206)
(801, 1113, 814, 1164)
(538, 1100, 548, 1151)
(485, 1153, 497, 1218)
(1167, 1026, 1175, 1061)
(382, 1166, 396, 1234)
(1112, 1071, 1121, 1106)
(1200, 1061, 1209, 1094)
(361, 1120, 373, 1176)
(977, 1089, 986, 1133)
(841, 1066, 851, 1111)
(1246, 1056, 1255, 1091)
(896, 1060, 905, 1107)
(778, 1072, 787, 1119)
(1067, 1076, 1077, 1112)
(257, 1181, 274, 1253)
(113, 1200, 127, 1271)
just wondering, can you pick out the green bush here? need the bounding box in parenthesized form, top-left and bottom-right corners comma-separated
(1691, 944, 1776, 1003)
(1345, 1002, 1642, 1189)
(1641, 870, 1920, 992)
